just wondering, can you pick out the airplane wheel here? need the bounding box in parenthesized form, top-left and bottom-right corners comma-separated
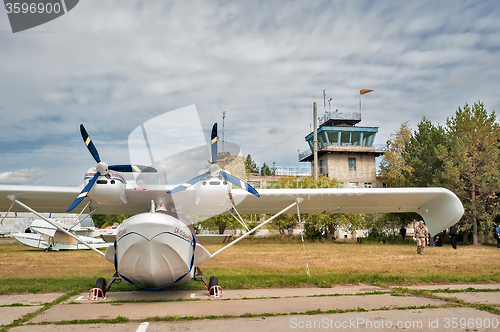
(95, 277, 106, 295)
(208, 276, 218, 295)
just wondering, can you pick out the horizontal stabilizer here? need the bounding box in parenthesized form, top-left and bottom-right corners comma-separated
(30, 219, 56, 237)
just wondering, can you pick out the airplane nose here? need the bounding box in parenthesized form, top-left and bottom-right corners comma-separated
(113, 213, 195, 288)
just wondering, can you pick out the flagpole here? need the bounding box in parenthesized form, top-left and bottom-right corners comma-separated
(359, 89, 374, 112)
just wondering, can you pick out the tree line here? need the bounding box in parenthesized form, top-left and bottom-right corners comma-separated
(245, 154, 276, 176)
(379, 101, 499, 245)
(198, 175, 368, 241)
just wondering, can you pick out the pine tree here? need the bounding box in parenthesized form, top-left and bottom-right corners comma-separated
(244, 154, 259, 175)
(260, 162, 271, 176)
(438, 102, 500, 245)
(403, 117, 446, 187)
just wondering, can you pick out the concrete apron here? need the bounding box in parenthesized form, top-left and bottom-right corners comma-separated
(0, 293, 65, 326)
(2, 284, 500, 331)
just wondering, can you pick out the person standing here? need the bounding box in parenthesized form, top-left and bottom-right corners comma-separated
(415, 221, 429, 255)
(496, 223, 500, 249)
(450, 224, 457, 250)
(400, 227, 406, 241)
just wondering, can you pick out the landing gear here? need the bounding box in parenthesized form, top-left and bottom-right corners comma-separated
(95, 277, 106, 294)
(88, 273, 122, 300)
(194, 267, 223, 298)
(208, 276, 222, 298)
(89, 277, 106, 300)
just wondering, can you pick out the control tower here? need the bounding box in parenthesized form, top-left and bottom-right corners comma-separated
(298, 109, 385, 188)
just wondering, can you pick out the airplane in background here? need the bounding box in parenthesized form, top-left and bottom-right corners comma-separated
(0, 117, 464, 298)
(11, 217, 113, 251)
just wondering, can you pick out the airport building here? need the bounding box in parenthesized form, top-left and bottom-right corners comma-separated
(298, 109, 386, 188)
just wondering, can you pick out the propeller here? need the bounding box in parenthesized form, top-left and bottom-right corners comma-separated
(67, 124, 158, 212)
(167, 123, 260, 197)
(211, 123, 218, 164)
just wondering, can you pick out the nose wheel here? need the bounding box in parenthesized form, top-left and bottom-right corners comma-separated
(88, 277, 106, 300)
(88, 273, 122, 300)
(195, 267, 223, 298)
(208, 276, 222, 298)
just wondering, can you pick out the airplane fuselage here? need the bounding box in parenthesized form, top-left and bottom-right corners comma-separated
(105, 211, 211, 289)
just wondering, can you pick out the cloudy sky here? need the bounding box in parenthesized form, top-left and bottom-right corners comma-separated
(0, 0, 499, 187)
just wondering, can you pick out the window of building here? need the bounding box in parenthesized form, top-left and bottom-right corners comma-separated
(318, 133, 326, 149)
(327, 131, 339, 145)
(349, 182, 359, 188)
(319, 160, 323, 174)
(364, 183, 372, 188)
(348, 157, 356, 171)
(341, 132, 350, 145)
(351, 132, 361, 146)
(362, 133, 374, 146)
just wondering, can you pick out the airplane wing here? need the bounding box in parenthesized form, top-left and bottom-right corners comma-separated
(0, 184, 463, 236)
(0, 184, 158, 215)
(230, 187, 463, 236)
(0, 185, 82, 213)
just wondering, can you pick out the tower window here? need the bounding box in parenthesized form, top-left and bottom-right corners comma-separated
(348, 157, 356, 171)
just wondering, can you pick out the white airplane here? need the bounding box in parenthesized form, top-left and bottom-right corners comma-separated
(0, 122, 464, 297)
(11, 218, 112, 251)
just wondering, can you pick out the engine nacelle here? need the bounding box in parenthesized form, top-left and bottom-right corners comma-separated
(194, 176, 231, 208)
(85, 169, 128, 206)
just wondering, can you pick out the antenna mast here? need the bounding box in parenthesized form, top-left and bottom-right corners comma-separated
(222, 111, 226, 156)
(323, 90, 326, 113)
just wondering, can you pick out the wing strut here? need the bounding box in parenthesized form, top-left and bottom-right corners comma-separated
(228, 201, 250, 231)
(297, 202, 311, 278)
(227, 209, 249, 232)
(7, 196, 106, 257)
(0, 199, 15, 226)
(211, 199, 303, 257)
(69, 201, 94, 231)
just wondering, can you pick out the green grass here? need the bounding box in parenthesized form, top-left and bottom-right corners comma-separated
(1, 240, 499, 294)
(204, 269, 500, 289)
(1, 269, 498, 295)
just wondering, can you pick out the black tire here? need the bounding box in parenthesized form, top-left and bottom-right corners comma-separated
(95, 277, 106, 296)
(208, 276, 218, 295)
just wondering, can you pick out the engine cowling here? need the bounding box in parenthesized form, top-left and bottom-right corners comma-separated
(194, 175, 231, 208)
(85, 169, 128, 206)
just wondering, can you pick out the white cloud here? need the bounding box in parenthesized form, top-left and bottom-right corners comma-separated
(0, 168, 45, 184)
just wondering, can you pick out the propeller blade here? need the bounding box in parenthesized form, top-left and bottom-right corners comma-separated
(80, 124, 101, 163)
(211, 123, 218, 163)
(167, 172, 210, 194)
(109, 165, 157, 173)
(220, 171, 260, 197)
(67, 173, 99, 212)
